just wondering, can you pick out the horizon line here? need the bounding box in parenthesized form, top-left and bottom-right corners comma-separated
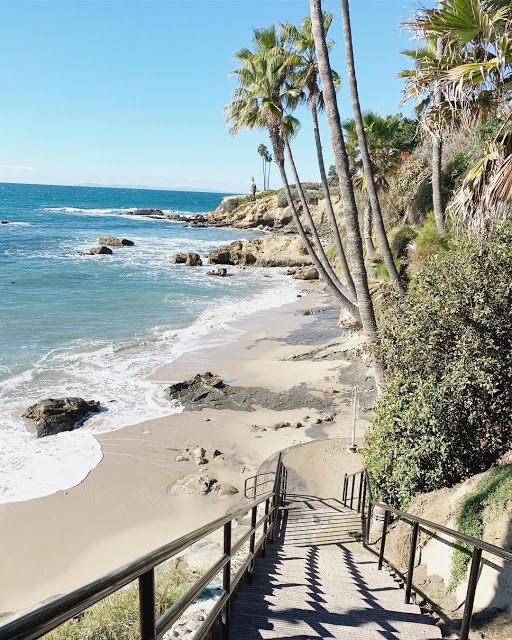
(0, 179, 238, 195)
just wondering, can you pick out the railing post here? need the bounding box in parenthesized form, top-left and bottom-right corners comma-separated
(139, 568, 156, 640)
(360, 475, 367, 538)
(405, 522, 419, 603)
(248, 505, 258, 584)
(378, 510, 390, 570)
(342, 473, 347, 506)
(222, 520, 232, 640)
(262, 498, 270, 558)
(357, 472, 363, 513)
(459, 547, 482, 640)
(350, 474, 355, 510)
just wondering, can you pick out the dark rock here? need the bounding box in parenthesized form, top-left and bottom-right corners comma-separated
(98, 235, 134, 247)
(206, 268, 229, 277)
(171, 252, 203, 266)
(165, 372, 336, 413)
(1, 220, 10, 224)
(125, 208, 163, 216)
(23, 397, 101, 437)
(90, 245, 113, 255)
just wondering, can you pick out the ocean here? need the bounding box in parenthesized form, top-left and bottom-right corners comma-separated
(0, 182, 296, 504)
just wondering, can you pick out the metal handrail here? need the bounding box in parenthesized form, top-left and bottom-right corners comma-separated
(0, 454, 286, 640)
(342, 468, 512, 640)
(243, 471, 276, 499)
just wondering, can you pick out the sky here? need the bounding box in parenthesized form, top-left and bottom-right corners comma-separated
(0, 0, 432, 193)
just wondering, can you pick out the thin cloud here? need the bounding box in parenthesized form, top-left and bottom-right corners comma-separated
(0, 165, 35, 171)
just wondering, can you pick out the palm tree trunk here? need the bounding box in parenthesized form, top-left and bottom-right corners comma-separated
(339, 0, 403, 293)
(262, 157, 266, 192)
(310, 0, 384, 387)
(310, 98, 356, 298)
(432, 8, 445, 237)
(269, 130, 360, 320)
(363, 196, 376, 259)
(284, 137, 357, 304)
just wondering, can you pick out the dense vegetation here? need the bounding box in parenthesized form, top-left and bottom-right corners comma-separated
(363, 224, 512, 508)
(226, 0, 511, 514)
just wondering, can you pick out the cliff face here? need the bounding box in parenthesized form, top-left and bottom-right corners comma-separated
(208, 193, 340, 231)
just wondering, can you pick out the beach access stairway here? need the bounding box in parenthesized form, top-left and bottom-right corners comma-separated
(230, 495, 441, 639)
(1, 449, 511, 640)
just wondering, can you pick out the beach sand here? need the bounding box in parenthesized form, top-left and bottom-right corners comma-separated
(0, 283, 375, 618)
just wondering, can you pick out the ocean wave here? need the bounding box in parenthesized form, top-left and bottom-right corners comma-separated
(1, 221, 32, 227)
(43, 206, 135, 215)
(0, 272, 298, 504)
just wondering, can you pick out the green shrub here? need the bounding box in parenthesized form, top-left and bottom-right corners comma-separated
(409, 212, 449, 270)
(388, 224, 417, 258)
(363, 226, 512, 508)
(46, 563, 194, 639)
(221, 197, 245, 213)
(451, 465, 512, 588)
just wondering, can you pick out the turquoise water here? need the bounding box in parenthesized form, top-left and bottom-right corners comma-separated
(0, 183, 296, 503)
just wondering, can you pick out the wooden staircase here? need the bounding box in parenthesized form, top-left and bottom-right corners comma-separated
(230, 498, 441, 639)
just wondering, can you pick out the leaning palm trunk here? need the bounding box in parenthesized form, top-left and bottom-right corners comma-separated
(363, 196, 376, 258)
(310, 0, 384, 387)
(340, 0, 403, 292)
(284, 138, 357, 305)
(310, 98, 357, 298)
(269, 130, 360, 319)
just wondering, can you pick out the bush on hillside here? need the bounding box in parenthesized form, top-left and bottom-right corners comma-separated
(45, 562, 195, 639)
(276, 187, 323, 209)
(408, 212, 450, 271)
(388, 224, 417, 258)
(363, 226, 512, 508)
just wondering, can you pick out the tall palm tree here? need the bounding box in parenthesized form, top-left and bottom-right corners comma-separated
(280, 15, 356, 298)
(233, 26, 358, 306)
(339, 0, 404, 291)
(310, 0, 384, 386)
(264, 148, 273, 189)
(225, 30, 359, 318)
(257, 143, 268, 190)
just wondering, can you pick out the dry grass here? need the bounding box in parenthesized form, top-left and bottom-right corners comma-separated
(45, 562, 194, 640)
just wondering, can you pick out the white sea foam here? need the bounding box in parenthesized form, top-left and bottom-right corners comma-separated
(0, 273, 298, 504)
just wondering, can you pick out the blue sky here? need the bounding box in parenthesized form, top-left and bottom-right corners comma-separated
(0, 1, 430, 193)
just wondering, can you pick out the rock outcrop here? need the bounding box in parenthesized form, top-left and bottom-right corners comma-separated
(1, 220, 10, 224)
(208, 195, 293, 229)
(171, 252, 203, 266)
(98, 235, 135, 247)
(23, 397, 101, 437)
(206, 267, 229, 277)
(207, 193, 337, 231)
(293, 266, 319, 280)
(208, 235, 312, 268)
(90, 246, 113, 255)
(165, 372, 336, 412)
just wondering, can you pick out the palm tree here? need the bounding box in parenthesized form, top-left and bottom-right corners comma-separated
(225, 29, 359, 319)
(342, 112, 418, 261)
(309, 0, 384, 386)
(280, 14, 356, 298)
(401, 0, 512, 234)
(264, 149, 273, 189)
(339, 0, 403, 291)
(257, 143, 268, 190)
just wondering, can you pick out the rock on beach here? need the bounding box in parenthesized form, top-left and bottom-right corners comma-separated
(23, 397, 101, 438)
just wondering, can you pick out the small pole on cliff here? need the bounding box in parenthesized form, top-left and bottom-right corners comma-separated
(348, 386, 358, 452)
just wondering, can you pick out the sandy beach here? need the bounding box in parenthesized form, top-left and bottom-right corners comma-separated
(0, 282, 374, 618)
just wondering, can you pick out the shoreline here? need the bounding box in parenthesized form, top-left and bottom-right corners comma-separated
(0, 282, 374, 618)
